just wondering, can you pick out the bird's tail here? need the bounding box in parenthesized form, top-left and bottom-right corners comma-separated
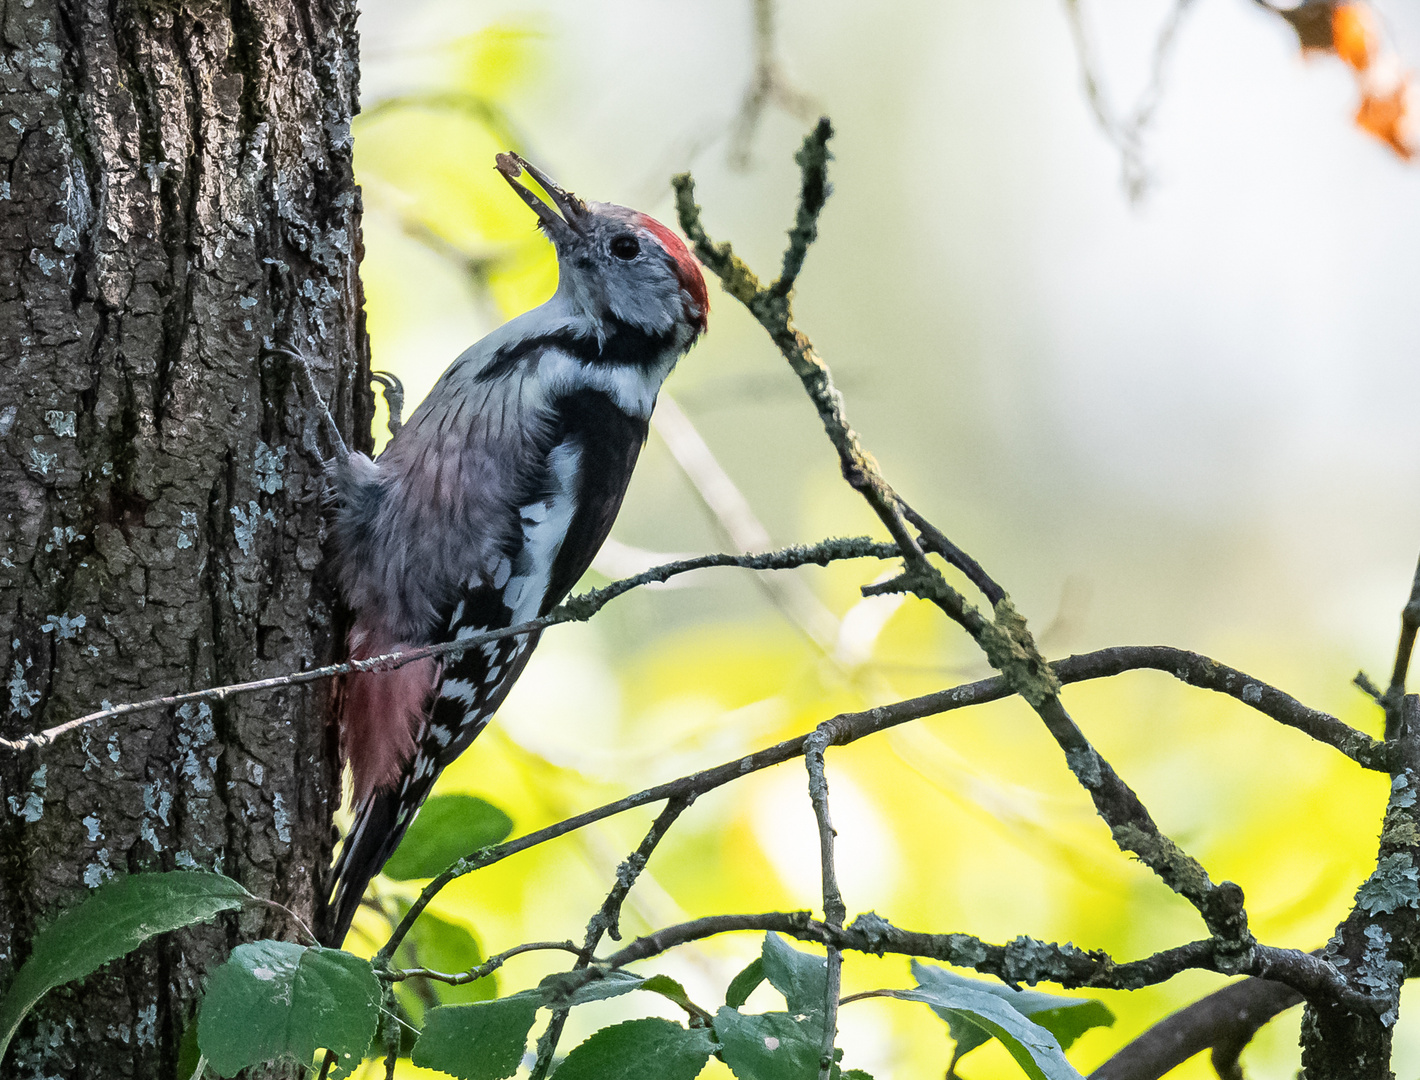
(322, 622, 439, 946)
(322, 779, 435, 946)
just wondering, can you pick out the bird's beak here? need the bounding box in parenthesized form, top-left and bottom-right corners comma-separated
(495, 152, 587, 242)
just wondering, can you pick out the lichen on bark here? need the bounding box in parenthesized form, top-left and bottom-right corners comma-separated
(0, 0, 368, 1073)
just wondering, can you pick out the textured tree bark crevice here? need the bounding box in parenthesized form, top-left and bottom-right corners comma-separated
(0, 0, 367, 1074)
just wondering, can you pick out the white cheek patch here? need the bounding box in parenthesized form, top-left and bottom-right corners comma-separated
(505, 440, 582, 625)
(539, 348, 677, 419)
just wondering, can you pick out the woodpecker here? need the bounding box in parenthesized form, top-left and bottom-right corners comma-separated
(322, 153, 708, 944)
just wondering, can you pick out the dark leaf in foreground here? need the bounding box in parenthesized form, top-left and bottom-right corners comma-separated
(0, 871, 252, 1062)
(197, 940, 380, 1077)
(382, 794, 514, 880)
(553, 1017, 717, 1080)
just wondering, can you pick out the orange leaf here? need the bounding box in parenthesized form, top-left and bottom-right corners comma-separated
(1355, 80, 1416, 160)
(1332, 3, 1376, 71)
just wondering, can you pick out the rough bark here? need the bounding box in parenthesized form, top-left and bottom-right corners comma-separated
(0, 0, 366, 1074)
(1299, 697, 1420, 1080)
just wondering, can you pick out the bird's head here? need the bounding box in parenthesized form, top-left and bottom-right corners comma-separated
(496, 152, 708, 343)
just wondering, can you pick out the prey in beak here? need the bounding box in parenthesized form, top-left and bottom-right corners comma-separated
(495, 152, 587, 242)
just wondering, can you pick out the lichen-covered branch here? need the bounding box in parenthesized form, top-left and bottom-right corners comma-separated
(805, 728, 846, 1079)
(529, 797, 693, 1080)
(1300, 694, 1420, 1075)
(1066, 646, 1386, 770)
(585, 911, 1368, 1010)
(674, 119, 1252, 960)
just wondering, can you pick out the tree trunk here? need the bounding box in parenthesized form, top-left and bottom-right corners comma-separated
(0, 0, 365, 1074)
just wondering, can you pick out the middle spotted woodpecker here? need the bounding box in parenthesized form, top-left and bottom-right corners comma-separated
(323, 153, 708, 944)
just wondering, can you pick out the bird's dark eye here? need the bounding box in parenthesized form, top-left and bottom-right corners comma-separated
(610, 234, 640, 260)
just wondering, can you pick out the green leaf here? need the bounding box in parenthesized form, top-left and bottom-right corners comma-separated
(0, 871, 252, 1062)
(552, 1017, 717, 1080)
(1021, 999, 1115, 1052)
(382, 794, 514, 880)
(412, 994, 541, 1080)
(726, 957, 766, 1009)
(912, 962, 1113, 1055)
(760, 934, 828, 1015)
(639, 974, 701, 1016)
(714, 1007, 826, 1080)
(841, 1072, 874, 1080)
(196, 941, 380, 1077)
(881, 984, 1084, 1080)
(538, 968, 644, 1008)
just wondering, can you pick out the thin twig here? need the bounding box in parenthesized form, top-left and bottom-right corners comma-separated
(653, 394, 842, 649)
(728, 0, 817, 169)
(1086, 976, 1303, 1080)
(1384, 550, 1420, 738)
(387, 940, 581, 986)
(266, 345, 349, 465)
(1060, 0, 1199, 200)
(805, 727, 846, 1080)
(0, 539, 898, 754)
(530, 798, 693, 1080)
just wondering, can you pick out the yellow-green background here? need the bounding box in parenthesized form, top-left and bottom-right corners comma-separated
(344, 2, 1420, 1076)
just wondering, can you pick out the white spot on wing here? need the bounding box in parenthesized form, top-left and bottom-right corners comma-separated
(505, 441, 582, 625)
(442, 678, 480, 706)
(492, 557, 512, 589)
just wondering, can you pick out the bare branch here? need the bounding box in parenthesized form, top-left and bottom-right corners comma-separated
(1061, 0, 1199, 200)
(1087, 976, 1303, 1080)
(804, 727, 846, 1079)
(1384, 550, 1420, 737)
(588, 911, 1371, 1011)
(674, 125, 1255, 957)
(728, 0, 817, 169)
(530, 797, 693, 1079)
(386, 941, 581, 986)
(0, 538, 898, 755)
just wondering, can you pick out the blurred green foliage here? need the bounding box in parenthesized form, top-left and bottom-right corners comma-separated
(344, 15, 1401, 1080)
